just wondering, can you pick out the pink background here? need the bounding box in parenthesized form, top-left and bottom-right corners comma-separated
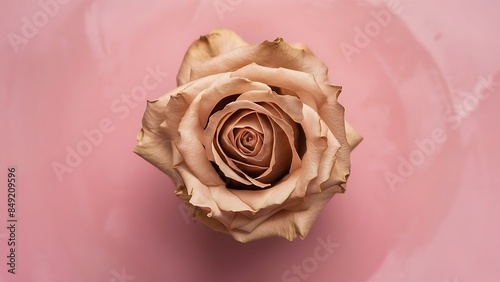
(1, 0, 499, 281)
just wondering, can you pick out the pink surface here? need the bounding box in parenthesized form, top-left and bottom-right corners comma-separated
(1, 0, 499, 281)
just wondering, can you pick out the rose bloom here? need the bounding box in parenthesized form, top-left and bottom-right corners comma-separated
(134, 29, 362, 242)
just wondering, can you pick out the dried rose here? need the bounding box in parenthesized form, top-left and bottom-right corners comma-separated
(134, 29, 362, 242)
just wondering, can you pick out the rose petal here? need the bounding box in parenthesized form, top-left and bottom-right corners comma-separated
(232, 63, 327, 110)
(133, 102, 182, 187)
(290, 42, 314, 55)
(306, 121, 342, 195)
(177, 28, 248, 86)
(232, 113, 264, 133)
(318, 91, 351, 191)
(345, 121, 363, 150)
(163, 73, 222, 139)
(175, 90, 229, 187)
(134, 81, 199, 187)
(228, 169, 301, 213)
(197, 75, 271, 127)
(254, 117, 292, 184)
(230, 198, 301, 231)
(175, 164, 235, 226)
(229, 186, 339, 243)
(211, 143, 257, 187)
(190, 38, 329, 85)
(230, 158, 267, 178)
(287, 104, 331, 198)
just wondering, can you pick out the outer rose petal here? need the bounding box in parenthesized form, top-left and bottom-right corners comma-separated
(232, 187, 339, 242)
(179, 184, 340, 243)
(133, 81, 200, 188)
(177, 28, 249, 86)
(288, 44, 362, 149)
(231, 63, 328, 111)
(345, 121, 363, 150)
(190, 38, 330, 85)
(290, 42, 314, 55)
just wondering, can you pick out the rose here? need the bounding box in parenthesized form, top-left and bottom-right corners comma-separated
(134, 29, 362, 242)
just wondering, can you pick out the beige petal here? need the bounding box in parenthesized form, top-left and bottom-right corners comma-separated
(232, 113, 264, 133)
(134, 81, 197, 187)
(318, 91, 351, 191)
(254, 117, 292, 184)
(229, 198, 301, 231)
(177, 28, 249, 86)
(315, 121, 362, 190)
(229, 186, 339, 243)
(175, 91, 228, 187)
(290, 42, 314, 55)
(197, 75, 271, 127)
(135, 79, 198, 135)
(230, 169, 302, 212)
(305, 121, 342, 195)
(208, 185, 256, 213)
(190, 38, 329, 85)
(134, 122, 180, 186)
(175, 164, 235, 226)
(231, 63, 327, 110)
(345, 121, 363, 150)
(237, 88, 304, 122)
(230, 158, 267, 178)
(288, 104, 331, 199)
(256, 101, 306, 158)
(213, 142, 266, 187)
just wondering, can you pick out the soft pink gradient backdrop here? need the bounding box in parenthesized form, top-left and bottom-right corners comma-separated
(1, 0, 499, 281)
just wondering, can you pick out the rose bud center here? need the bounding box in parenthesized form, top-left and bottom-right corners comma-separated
(234, 128, 262, 155)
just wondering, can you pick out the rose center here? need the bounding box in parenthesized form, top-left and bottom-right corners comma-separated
(234, 127, 263, 155)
